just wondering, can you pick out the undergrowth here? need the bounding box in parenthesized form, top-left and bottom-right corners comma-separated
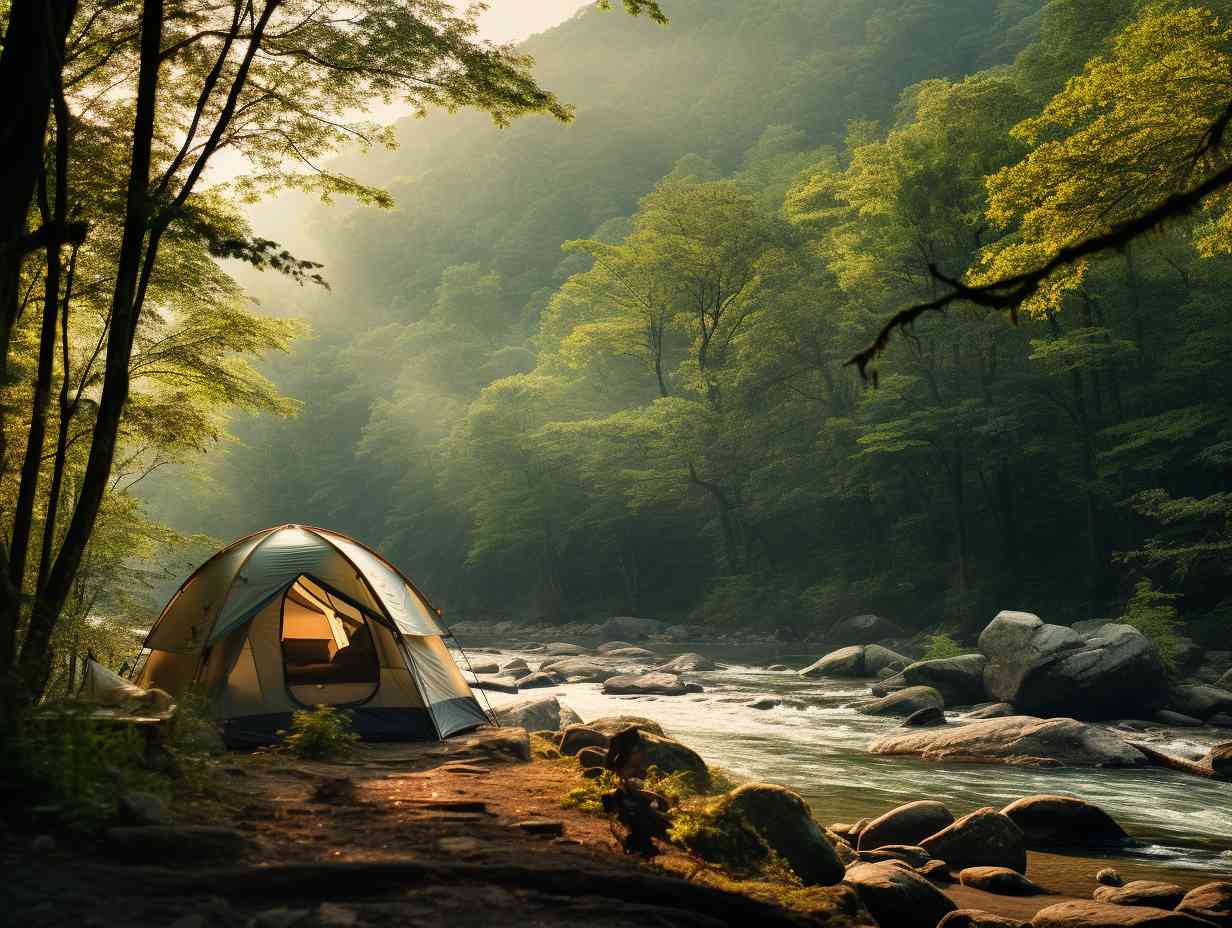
(920, 632, 967, 660)
(277, 705, 360, 760)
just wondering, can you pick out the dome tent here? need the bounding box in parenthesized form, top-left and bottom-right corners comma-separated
(135, 524, 490, 746)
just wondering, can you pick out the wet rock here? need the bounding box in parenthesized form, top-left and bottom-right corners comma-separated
(865, 644, 911, 676)
(1096, 869, 1123, 887)
(980, 611, 1080, 701)
(471, 675, 519, 694)
(118, 790, 170, 826)
(1000, 795, 1129, 849)
(598, 616, 668, 641)
(903, 655, 989, 706)
(857, 844, 931, 868)
(1176, 882, 1232, 926)
(1154, 710, 1203, 728)
(490, 696, 577, 732)
(537, 657, 617, 682)
(654, 652, 716, 673)
(830, 822, 860, 843)
(749, 695, 782, 710)
(800, 646, 866, 678)
(106, 825, 249, 862)
(1205, 743, 1232, 777)
(721, 783, 844, 885)
(872, 671, 909, 697)
(602, 647, 657, 659)
(1169, 684, 1232, 721)
(767, 664, 789, 672)
(465, 659, 500, 675)
(1031, 901, 1210, 928)
(544, 642, 589, 656)
(596, 640, 638, 653)
(828, 614, 908, 646)
(1093, 882, 1187, 909)
(559, 725, 610, 756)
(628, 731, 709, 785)
(903, 706, 946, 727)
(859, 686, 945, 717)
(870, 715, 1146, 767)
(501, 657, 529, 672)
(940, 910, 1029, 928)
(920, 808, 1026, 873)
(517, 672, 560, 689)
(584, 715, 665, 737)
(684, 682, 705, 693)
(602, 672, 687, 696)
(843, 860, 957, 928)
(959, 866, 1046, 895)
(858, 800, 955, 850)
(966, 703, 1016, 719)
(576, 746, 607, 770)
(1218, 669, 1232, 691)
(918, 859, 954, 883)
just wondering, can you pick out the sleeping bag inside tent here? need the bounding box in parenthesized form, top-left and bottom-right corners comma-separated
(134, 524, 490, 746)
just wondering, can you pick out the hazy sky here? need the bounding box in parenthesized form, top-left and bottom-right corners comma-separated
(471, 1, 592, 43)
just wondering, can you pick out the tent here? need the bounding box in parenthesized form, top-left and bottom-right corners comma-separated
(134, 524, 490, 745)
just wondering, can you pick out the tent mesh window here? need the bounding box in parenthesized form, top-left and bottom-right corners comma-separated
(280, 576, 379, 704)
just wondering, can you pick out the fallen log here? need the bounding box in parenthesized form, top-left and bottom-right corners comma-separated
(1128, 742, 1221, 779)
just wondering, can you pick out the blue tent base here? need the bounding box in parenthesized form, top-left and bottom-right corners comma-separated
(219, 704, 487, 748)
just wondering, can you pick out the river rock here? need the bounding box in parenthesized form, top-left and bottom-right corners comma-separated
(967, 703, 1016, 719)
(584, 715, 665, 737)
(960, 867, 1046, 895)
(857, 844, 931, 868)
(828, 614, 908, 646)
(543, 642, 588, 656)
(858, 800, 955, 850)
(903, 655, 989, 706)
(920, 807, 1027, 873)
(903, 706, 947, 727)
(1154, 710, 1204, 728)
(471, 675, 519, 694)
(465, 659, 501, 675)
(982, 614, 1167, 720)
(940, 910, 1030, 928)
(1176, 882, 1232, 926)
(843, 860, 957, 928)
(628, 731, 709, 785)
(1093, 882, 1187, 909)
(1205, 743, 1232, 777)
(749, 695, 783, 710)
(596, 641, 638, 653)
(918, 859, 955, 883)
(873, 672, 909, 696)
(576, 746, 607, 770)
(598, 616, 668, 641)
(767, 664, 789, 672)
(501, 658, 529, 672)
(721, 783, 844, 885)
(1218, 669, 1232, 691)
(559, 725, 609, 756)
(491, 696, 579, 732)
(865, 644, 911, 675)
(518, 672, 560, 689)
(1096, 869, 1124, 887)
(603, 646, 657, 659)
(654, 652, 716, 673)
(800, 646, 866, 678)
(1211, 713, 1232, 728)
(870, 716, 1147, 767)
(859, 686, 945, 717)
(602, 672, 687, 696)
(537, 657, 618, 682)
(1000, 795, 1129, 849)
(1168, 684, 1232, 721)
(1032, 901, 1213, 928)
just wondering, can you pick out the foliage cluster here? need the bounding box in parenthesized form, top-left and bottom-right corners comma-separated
(276, 705, 361, 760)
(920, 634, 968, 661)
(1117, 579, 1186, 674)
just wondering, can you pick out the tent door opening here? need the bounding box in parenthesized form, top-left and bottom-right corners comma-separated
(280, 575, 380, 706)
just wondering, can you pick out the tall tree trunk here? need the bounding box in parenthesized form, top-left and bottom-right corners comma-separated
(12, 0, 164, 706)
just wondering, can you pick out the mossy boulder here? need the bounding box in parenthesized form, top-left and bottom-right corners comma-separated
(722, 784, 845, 886)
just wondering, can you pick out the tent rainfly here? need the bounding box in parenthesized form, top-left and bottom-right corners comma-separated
(135, 524, 489, 746)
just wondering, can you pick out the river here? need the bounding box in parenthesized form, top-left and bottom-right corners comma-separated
(462, 641, 1232, 880)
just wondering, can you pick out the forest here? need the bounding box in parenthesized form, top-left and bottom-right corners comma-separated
(5, 0, 1232, 704)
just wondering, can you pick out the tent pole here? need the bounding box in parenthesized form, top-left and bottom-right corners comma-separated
(444, 630, 499, 728)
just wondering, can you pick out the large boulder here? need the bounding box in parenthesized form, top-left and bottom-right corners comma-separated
(626, 731, 709, 785)
(518, 671, 561, 689)
(490, 696, 579, 732)
(584, 715, 665, 737)
(903, 655, 989, 707)
(597, 616, 668, 641)
(1168, 684, 1232, 721)
(843, 860, 957, 928)
(464, 659, 500, 675)
(1176, 882, 1232, 926)
(865, 644, 911, 675)
(1093, 882, 1187, 909)
(859, 686, 945, 717)
(602, 672, 687, 696)
(858, 800, 955, 850)
(536, 657, 618, 682)
(920, 807, 1027, 873)
(800, 646, 866, 678)
(980, 613, 1167, 720)
(1000, 795, 1128, 849)
(828, 614, 908, 646)
(959, 867, 1046, 896)
(966, 703, 1016, 720)
(870, 716, 1147, 767)
(654, 652, 716, 673)
(603, 646, 657, 659)
(721, 783, 844, 885)
(559, 725, 609, 756)
(1032, 901, 1214, 928)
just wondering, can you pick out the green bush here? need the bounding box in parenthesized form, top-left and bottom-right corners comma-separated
(668, 800, 769, 874)
(278, 705, 360, 759)
(921, 633, 966, 660)
(1118, 579, 1184, 674)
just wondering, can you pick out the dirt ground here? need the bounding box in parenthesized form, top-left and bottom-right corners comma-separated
(2, 728, 1218, 928)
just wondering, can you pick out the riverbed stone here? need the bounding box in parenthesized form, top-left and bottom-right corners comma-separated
(859, 686, 945, 717)
(558, 725, 609, 756)
(602, 646, 657, 659)
(966, 703, 1016, 719)
(490, 696, 577, 732)
(500, 657, 529, 672)
(828, 614, 908, 646)
(940, 910, 1030, 928)
(1168, 684, 1232, 721)
(543, 642, 588, 656)
(857, 800, 955, 850)
(465, 659, 501, 675)
(1000, 795, 1129, 849)
(800, 646, 866, 678)
(1176, 882, 1232, 926)
(920, 808, 1026, 873)
(903, 655, 989, 706)
(1096, 869, 1123, 887)
(576, 746, 607, 770)
(918, 859, 954, 883)
(598, 616, 668, 641)
(959, 867, 1046, 895)
(902, 706, 947, 727)
(856, 844, 931, 868)
(596, 640, 638, 653)
(537, 657, 617, 682)
(654, 652, 716, 673)
(602, 672, 687, 696)
(869, 715, 1147, 767)
(865, 644, 911, 675)
(517, 671, 560, 689)
(1154, 710, 1204, 728)
(1032, 901, 1213, 928)
(1205, 742, 1232, 777)
(471, 675, 519, 694)
(622, 731, 709, 785)
(721, 783, 844, 885)
(1093, 882, 1187, 909)
(844, 860, 957, 928)
(584, 715, 665, 737)
(1218, 669, 1232, 691)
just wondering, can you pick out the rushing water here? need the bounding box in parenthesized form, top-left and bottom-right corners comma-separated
(462, 641, 1232, 878)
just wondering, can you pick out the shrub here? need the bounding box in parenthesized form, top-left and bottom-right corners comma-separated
(668, 799, 769, 874)
(921, 633, 966, 660)
(1118, 579, 1184, 674)
(278, 705, 360, 759)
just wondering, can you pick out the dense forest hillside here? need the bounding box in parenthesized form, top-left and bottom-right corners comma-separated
(145, 0, 1232, 651)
